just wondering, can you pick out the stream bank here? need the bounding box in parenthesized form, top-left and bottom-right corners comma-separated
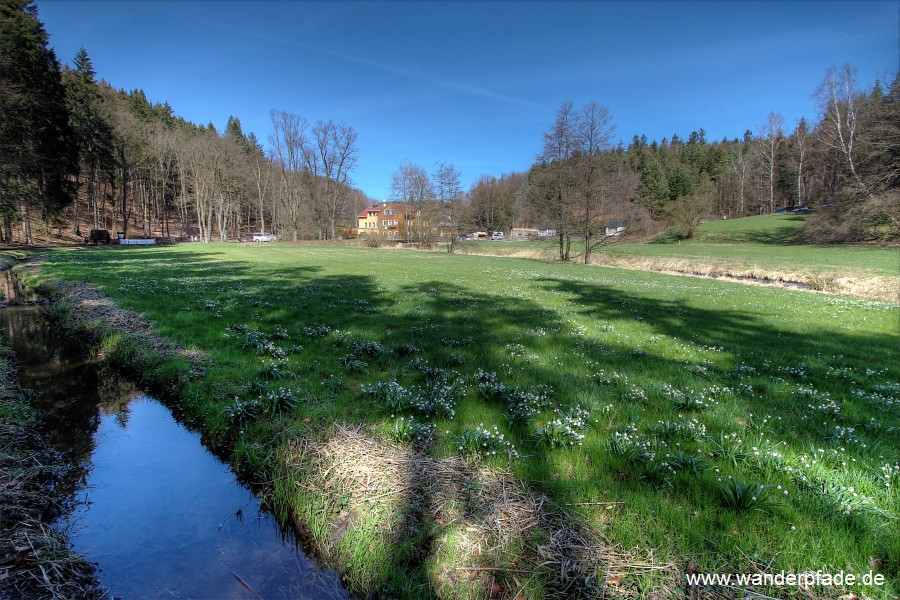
(1, 263, 348, 599)
(0, 320, 102, 599)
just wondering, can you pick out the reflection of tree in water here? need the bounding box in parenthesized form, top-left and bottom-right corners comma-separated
(0, 307, 139, 509)
(96, 365, 138, 428)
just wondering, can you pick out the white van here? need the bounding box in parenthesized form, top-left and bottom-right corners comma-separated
(491, 231, 504, 240)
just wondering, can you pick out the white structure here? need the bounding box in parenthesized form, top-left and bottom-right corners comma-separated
(604, 220, 628, 237)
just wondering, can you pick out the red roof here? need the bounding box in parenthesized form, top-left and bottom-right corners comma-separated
(357, 203, 416, 219)
(358, 206, 383, 218)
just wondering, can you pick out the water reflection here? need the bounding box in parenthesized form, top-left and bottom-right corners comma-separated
(0, 305, 348, 599)
(71, 397, 346, 599)
(0, 269, 41, 304)
(0, 305, 102, 467)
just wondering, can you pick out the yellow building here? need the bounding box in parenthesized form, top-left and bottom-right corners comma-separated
(356, 203, 415, 240)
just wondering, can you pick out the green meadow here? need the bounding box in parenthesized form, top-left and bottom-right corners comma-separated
(458, 215, 900, 299)
(33, 243, 900, 598)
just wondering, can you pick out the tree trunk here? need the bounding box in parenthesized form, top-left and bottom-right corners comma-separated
(121, 154, 128, 238)
(72, 173, 81, 235)
(22, 202, 32, 246)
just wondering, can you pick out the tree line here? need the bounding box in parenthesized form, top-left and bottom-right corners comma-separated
(365, 65, 899, 258)
(455, 68, 898, 260)
(2, 0, 897, 247)
(1, 1, 367, 245)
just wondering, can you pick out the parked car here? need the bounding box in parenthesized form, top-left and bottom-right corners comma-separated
(773, 209, 787, 214)
(791, 206, 809, 213)
(491, 231, 504, 240)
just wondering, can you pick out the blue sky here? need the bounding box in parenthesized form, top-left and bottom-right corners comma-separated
(37, 1, 898, 200)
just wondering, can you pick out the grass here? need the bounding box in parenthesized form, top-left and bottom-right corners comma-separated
(454, 215, 900, 299)
(29, 242, 900, 599)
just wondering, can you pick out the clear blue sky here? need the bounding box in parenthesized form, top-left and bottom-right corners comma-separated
(37, 0, 898, 200)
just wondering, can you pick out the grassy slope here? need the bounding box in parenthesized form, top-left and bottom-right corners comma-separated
(36, 244, 900, 598)
(456, 215, 900, 296)
(605, 215, 899, 275)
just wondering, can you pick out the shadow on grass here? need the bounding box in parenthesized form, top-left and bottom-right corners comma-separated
(536, 275, 895, 363)
(700, 215, 805, 245)
(39, 246, 900, 596)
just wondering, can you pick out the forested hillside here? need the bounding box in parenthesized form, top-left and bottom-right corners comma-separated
(1, 0, 897, 248)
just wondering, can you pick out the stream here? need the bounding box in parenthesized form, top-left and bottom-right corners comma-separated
(0, 301, 348, 599)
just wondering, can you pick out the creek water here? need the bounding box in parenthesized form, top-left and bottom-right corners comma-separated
(0, 304, 348, 600)
(1, 268, 43, 305)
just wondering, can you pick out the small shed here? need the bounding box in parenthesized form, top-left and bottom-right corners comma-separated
(509, 228, 538, 240)
(87, 230, 111, 245)
(604, 220, 628, 237)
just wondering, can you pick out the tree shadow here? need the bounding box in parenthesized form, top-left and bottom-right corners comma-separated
(41, 246, 900, 596)
(535, 276, 896, 367)
(701, 216, 805, 245)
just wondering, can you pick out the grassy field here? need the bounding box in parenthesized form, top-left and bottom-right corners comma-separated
(30, 243, 900, 598)
(455, 215, 899, 299)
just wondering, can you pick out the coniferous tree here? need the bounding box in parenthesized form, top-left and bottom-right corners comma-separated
(635, 158, 669, 219)
(0, 0, 77, 243)
(64, 46, 114, 234)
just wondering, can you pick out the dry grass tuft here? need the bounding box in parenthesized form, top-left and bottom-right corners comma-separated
(1, 394, 105, 599)
(589, 255, 899, 302)
(282, 426, 677, 598)
(41, 279, 207, 370)
(415, 242, 898, 301)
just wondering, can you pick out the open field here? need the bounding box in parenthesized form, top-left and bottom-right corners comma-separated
(455, 215, 900, 300)
(29, 244, 900, 598)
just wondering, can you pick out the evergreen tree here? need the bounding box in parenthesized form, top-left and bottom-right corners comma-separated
(667, 164, 695, 201)
(64, 46, 114, 233)
(636, 157, 669, 218)
(225, 115, 254, 154)
(0, 0, 77, 242)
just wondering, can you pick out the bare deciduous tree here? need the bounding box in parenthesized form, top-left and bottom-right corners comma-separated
(756, 112, 784, 212)
(539, 101, 580, 260)
(816, 64, 871, 199)
(793, 117, 810, 206)
(432, 161, 463, 250)
(390, 160, 433, 242)
(536, 100, 617, 262)
(269, 110, 309, 242)
(575, 101, 616, 264)
(729, 131, 754, 215)
(312, 120, 358, 239)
